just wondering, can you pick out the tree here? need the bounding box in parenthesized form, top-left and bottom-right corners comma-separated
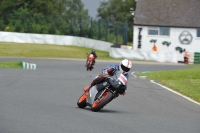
(0, 0, 90, 36)
(97, 0, 136, 42)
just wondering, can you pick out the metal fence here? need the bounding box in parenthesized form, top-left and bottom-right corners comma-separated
(0, 13, 128, 45)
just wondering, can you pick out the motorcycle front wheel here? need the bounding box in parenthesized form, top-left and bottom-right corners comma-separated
(77, 92, 88, 108)
(91, 91, 112, 112)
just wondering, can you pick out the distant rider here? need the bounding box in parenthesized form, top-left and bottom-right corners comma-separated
(83, 59, 132, 95)
(184, 51, 189, 64)
(86, 49, 98, 67)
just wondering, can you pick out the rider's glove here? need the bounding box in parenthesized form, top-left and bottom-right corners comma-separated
(103, 72, 110, 77)
(83, 85, 91, 92)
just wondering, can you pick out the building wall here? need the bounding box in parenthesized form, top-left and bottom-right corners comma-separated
(133, 26, 200, 52)
(133, 26, 200, 61)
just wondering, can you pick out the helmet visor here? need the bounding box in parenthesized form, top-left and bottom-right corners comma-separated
(121, 64, 130, 72)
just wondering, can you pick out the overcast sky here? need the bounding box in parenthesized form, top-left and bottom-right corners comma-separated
(81, 0, 108, 18)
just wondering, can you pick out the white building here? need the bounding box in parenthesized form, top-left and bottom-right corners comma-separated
(133, 0, 200, 62)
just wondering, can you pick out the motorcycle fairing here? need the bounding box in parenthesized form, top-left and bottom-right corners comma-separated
(88, 54, 94, 61)
(118, 74, 127, 85)
(86, 86, 98, 106)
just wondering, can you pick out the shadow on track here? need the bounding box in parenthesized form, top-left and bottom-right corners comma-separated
(75, 107, 128, 114)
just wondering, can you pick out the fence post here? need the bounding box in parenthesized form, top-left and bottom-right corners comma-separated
(23, 13, 26, 32)
(106, 20, 108, 41)
(116, 22, 118, 44)
(79, 17, 82, 36)
(123, 23, 128, 45)
(98, 19, 101, 40)
(90, 17, 93, 38)
(50, 15, 53, 34)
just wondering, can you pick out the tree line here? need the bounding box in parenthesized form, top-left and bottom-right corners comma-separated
(0, 0, 136, 44)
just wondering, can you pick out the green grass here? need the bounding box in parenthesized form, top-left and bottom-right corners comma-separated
(137, 67, 200, 103)
(0, 42, 123, 68)
(0, 42, 150, 62)
(0, 62, 22, 68)
(0, 42, 114, 60)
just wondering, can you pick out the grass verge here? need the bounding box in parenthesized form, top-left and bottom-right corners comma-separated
(0, 42, 123, 68)
(0, 42, 119, 60)
(0, 62, 22, 68)
(137, 67, 200, 103)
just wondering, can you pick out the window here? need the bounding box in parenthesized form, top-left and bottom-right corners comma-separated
(148, 27, 170, 36)
(160, 27, 170, 36)
(148, 27, 158, 35)
(197, 29, 200, 37)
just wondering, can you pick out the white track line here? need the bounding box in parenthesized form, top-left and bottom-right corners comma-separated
(131, 72, 138, 78)
(150, 80, 200, 106)
(131, 71, 200, 106)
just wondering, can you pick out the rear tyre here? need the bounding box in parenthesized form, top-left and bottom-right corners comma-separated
(91, 91, 112, 112)
(87, 61, 92, 71)
(77, 92, 88, 108)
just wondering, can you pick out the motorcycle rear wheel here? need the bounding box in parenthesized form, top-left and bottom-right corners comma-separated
(87, 61, 93, 71)
(77, 92, 88, 108)
(91, 91, 112, 112)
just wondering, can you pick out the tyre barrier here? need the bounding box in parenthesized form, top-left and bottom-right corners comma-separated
(188, 52, 200, 64)
(19, 61, 37, 70)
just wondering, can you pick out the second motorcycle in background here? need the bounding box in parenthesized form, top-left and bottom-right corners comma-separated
(85, 49, 98, 71)
(86, 53, 95, 71)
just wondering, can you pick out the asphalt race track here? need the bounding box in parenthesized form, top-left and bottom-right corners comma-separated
(0, 58, 200, 133)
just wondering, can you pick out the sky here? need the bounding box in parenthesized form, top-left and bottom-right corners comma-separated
(81, 0, 108, 18)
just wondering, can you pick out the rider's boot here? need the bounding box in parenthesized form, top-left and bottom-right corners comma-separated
(92, 62, 95, 67)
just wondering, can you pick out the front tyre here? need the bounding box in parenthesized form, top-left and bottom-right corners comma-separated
(91, 91, 113, 112)
(77, 92, 88, 108)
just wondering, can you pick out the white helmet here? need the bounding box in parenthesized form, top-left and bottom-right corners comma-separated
(119, 59, 132, 73)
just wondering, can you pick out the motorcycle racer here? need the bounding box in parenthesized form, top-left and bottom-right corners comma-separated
(83, 59, 132, 95)
(86, 49, 97, 67)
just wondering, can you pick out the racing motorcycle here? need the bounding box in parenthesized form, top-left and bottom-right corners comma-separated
(86, 53, 95, 71)
(77, 70, 127, 112)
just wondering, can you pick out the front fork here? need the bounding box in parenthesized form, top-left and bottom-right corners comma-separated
(97, 87, 117, 101)
(87, 60, 92, 67)
(97, 88, 107, 100)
